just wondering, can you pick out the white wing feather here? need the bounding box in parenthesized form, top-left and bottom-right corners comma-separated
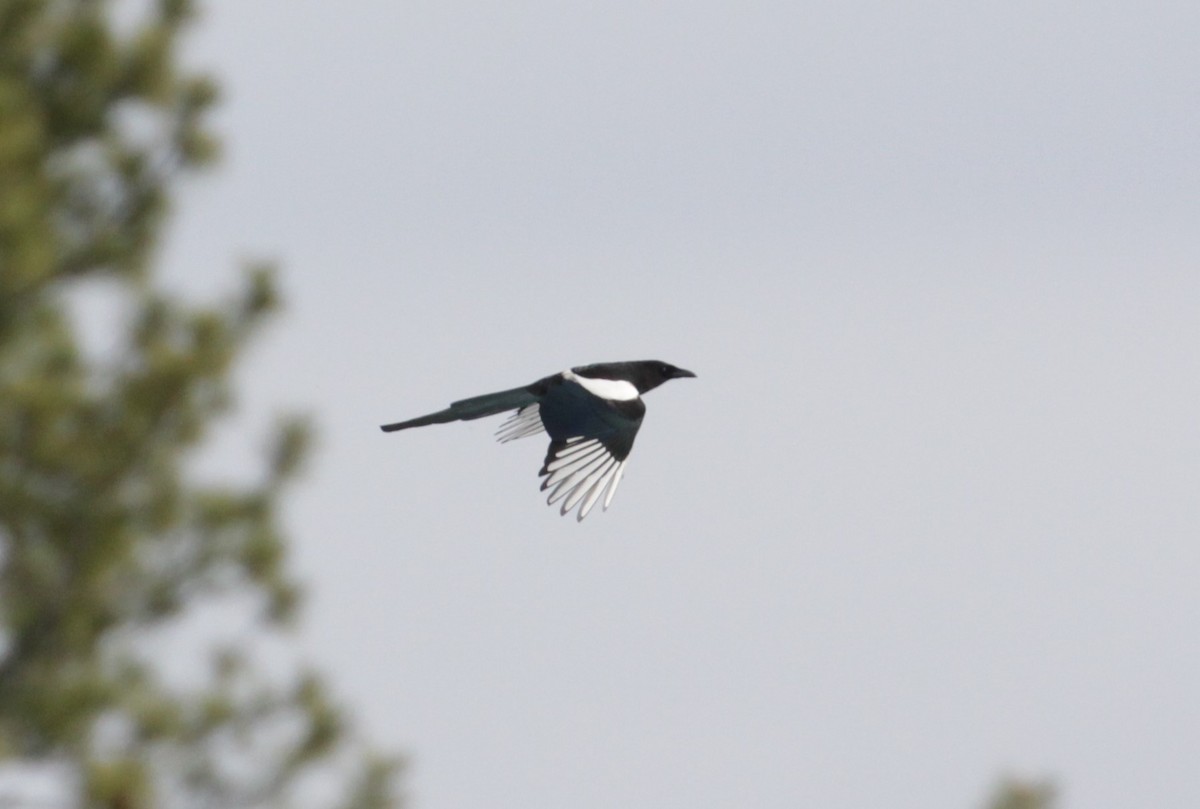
(496, 403, 544, 442)
(541, 439, 630, 521)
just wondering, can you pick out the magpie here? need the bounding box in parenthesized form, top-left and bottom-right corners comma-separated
(380, 360, 696, 521)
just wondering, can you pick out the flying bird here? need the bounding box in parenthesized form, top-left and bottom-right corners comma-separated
(380, 360, 696, 521)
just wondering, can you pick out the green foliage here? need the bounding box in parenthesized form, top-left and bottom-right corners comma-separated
(0, 1, 400, 806)
(984, 777, 1056, 809)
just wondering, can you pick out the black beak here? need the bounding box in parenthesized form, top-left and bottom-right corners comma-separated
(672, 367, 697, 379)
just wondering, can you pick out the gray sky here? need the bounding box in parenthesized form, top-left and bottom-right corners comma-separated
(159, 2, 1199, 807)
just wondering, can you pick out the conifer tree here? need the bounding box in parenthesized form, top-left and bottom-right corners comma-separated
(0, 1, 398, 806)
(984, 777, 1056, 809)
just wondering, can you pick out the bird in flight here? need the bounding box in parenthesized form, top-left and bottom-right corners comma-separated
(381, 360, 696, 521)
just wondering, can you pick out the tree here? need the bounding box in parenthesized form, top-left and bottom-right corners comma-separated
(0, 1, 398, 806)
(984, 777, 1056, 809)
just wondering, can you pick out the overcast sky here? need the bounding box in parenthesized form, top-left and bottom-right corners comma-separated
(155, 3, 1200, 808)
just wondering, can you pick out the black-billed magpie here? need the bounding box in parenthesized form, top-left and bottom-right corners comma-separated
(381, 360, 696, 521)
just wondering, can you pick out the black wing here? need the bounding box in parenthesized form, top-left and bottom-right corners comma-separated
(535, 379, 645, 521)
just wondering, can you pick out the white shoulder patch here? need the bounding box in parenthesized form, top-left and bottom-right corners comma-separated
(563, 369, 639, 401)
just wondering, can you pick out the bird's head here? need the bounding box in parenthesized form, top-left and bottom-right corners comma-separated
(631, 360, 697, 393)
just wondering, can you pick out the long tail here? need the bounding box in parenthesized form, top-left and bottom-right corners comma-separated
(380, 385, 538, 432)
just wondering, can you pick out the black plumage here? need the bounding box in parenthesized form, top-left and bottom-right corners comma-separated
(381, 360, 695, 520)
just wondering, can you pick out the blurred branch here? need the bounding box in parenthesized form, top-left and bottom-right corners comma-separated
(0, 2, 400, 807)
(984, 776, 1056, 809)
